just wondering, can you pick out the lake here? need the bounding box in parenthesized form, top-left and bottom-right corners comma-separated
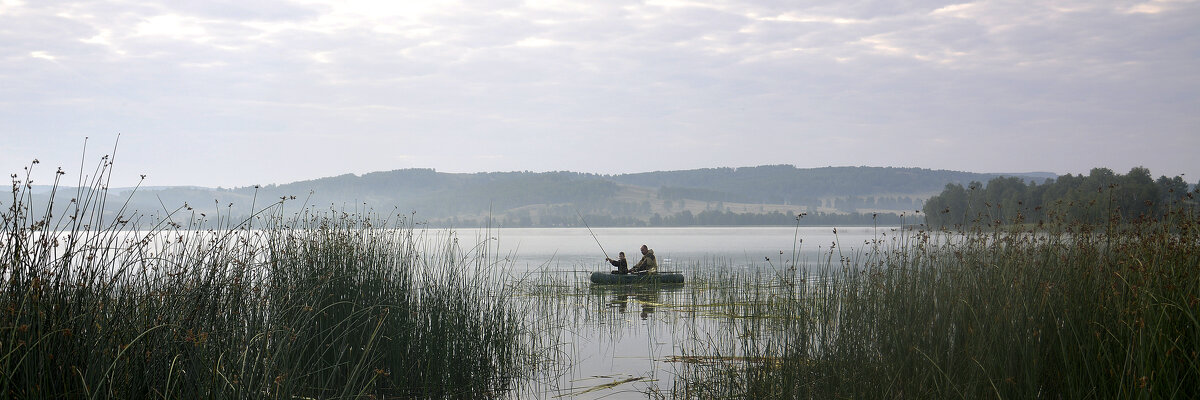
(422, 225, 906, 399)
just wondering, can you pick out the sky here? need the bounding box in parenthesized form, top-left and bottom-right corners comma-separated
(2, 0, 1197, 188)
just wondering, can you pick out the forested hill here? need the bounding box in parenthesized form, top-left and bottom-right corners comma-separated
(267, 169, 618, 218)
(27, 166, 1058, 227)
(610, 165, 1055, 203)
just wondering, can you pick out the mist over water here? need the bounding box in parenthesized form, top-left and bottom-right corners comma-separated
(444, 226, 901, 271)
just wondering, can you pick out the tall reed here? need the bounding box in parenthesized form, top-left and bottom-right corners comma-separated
(0, 159, 536, 398)
(669, 208, 1200, 398)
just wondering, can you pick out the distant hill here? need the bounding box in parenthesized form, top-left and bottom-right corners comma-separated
(610, 165, 1056, 203)
(19, 166, 1059, 227)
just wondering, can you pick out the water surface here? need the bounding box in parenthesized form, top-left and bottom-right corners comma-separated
(448, 226, 907, 399)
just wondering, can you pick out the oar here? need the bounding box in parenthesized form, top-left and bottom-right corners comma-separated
(576, 210, 611, 260)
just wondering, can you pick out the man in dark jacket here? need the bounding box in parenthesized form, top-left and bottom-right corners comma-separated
(607, 252, 629, 274)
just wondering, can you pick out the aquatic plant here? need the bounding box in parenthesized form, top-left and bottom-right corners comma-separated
(667, 205, 1200, 398)
(0, 157, 537, 398)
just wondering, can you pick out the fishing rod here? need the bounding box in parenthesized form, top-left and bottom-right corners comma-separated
(576, 210, 611, 260)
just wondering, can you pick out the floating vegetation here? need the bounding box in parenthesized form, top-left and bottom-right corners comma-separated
(664, 355, 795, 367)
(554, 376, 649, 398)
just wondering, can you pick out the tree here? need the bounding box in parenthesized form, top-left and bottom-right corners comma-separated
(924, 167, 1189, 226)
(1157, 175, 1190, 205)
(923, 183, 968, 226)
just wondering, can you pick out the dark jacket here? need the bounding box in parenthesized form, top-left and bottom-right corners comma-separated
(608, 258, 628, 274)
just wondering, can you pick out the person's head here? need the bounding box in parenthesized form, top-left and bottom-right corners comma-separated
(618, 252, 626, 259)
(640, 244, 648, 254)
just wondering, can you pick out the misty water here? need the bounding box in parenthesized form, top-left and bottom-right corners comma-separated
(442, 226, 898, 271)
(440, 226, 903, 399)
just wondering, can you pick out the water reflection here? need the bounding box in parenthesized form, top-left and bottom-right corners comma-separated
(590, 283, 684, 320)
(521, 265, 803, 399)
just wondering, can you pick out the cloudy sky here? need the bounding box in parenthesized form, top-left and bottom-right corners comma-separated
(2, 0, 1197, 188)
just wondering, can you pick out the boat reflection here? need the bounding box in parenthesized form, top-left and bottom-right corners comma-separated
(590, 283, 683, 320)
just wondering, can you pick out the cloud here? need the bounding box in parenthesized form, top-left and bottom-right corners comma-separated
(0, 0, 1197, 186)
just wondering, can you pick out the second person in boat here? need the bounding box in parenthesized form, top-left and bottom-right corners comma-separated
(630, 244, 658, 274)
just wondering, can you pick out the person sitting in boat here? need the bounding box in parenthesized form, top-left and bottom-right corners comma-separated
(630, 244, 657, 274)
(606, 252, 629, 274)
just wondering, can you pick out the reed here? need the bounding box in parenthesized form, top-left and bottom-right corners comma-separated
(0, 159, 537, 399)
(667, 209, 1200, 398)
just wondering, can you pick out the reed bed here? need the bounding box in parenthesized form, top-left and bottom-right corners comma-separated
(667, 213, 1200, 398)
(1, 164, 538, 398)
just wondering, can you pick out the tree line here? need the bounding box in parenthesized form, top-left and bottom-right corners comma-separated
(614, 165, 1052, 202)
(922, 167, 1197, 227)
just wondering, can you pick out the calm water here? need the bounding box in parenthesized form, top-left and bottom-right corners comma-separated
(428, 226, 907, 399)
(439, 225, 903, 272)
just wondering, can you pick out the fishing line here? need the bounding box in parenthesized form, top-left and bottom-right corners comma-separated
(576, 210, 611, 260)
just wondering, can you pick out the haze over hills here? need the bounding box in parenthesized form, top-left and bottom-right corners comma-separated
(22, 165, 1058, 227)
